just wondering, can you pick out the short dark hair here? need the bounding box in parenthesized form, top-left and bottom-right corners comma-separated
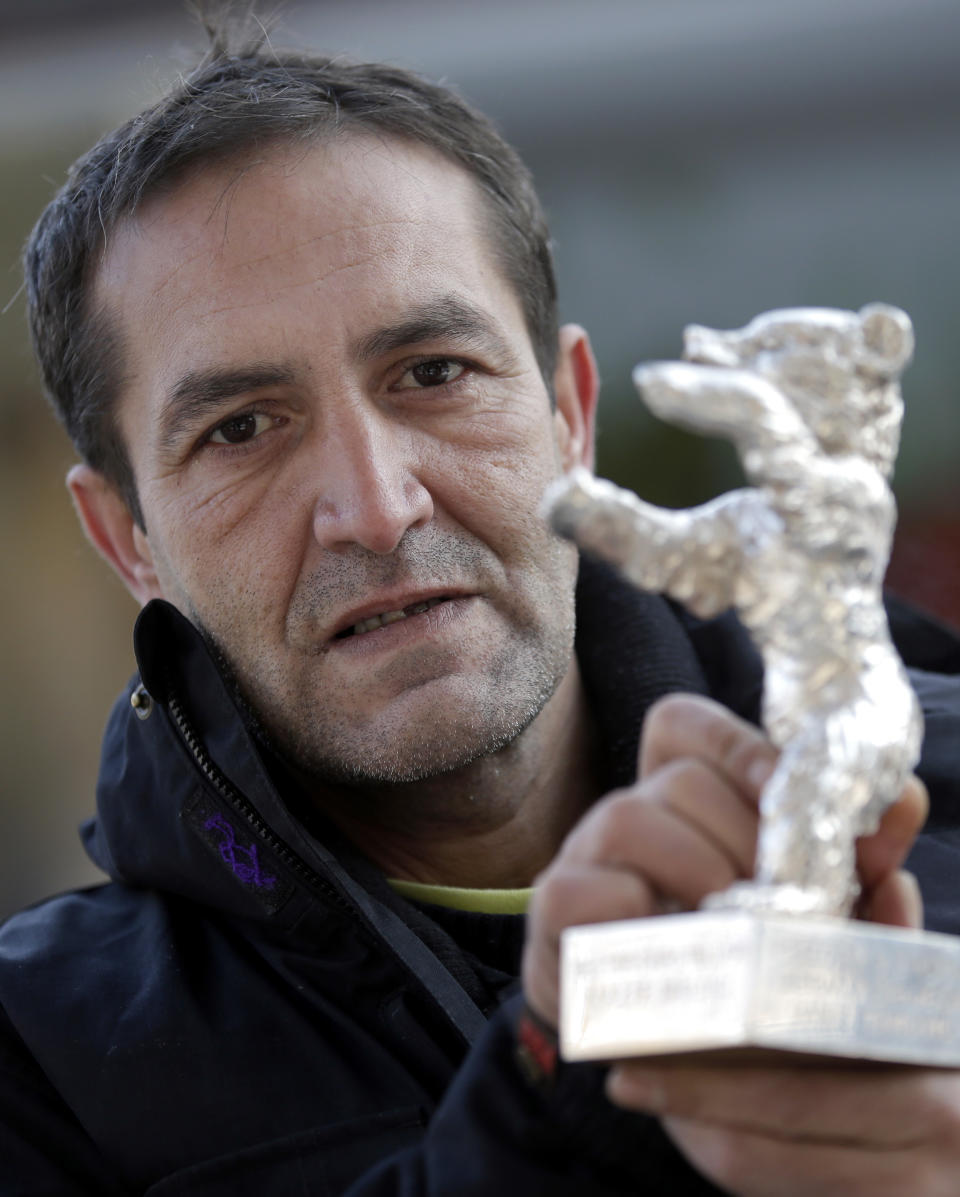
(24, 33, 558, 528)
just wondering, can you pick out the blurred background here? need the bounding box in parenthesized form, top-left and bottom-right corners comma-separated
(2, 0, 959, 919)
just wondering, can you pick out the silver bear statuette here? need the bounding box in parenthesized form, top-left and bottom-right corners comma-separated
(546, 304, 923, 918)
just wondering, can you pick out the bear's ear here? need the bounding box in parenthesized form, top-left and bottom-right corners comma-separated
(858, 303, 914, 377)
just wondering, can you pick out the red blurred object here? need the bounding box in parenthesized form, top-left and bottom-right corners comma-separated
(887, 509, 960, 631)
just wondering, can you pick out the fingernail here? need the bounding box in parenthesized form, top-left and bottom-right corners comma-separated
(606, 1066, 666, 1112)
(899, 869, 924, 928)
(748, 757, 775, 793)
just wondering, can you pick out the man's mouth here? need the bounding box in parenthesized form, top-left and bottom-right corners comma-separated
(333, 595, 452, 640)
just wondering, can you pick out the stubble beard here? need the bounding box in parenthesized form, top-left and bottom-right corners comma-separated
(271, 625, 572, 788)
(195, 530, 579, 792)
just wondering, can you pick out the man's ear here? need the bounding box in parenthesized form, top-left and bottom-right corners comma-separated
(67, 464, 162, 605)
(552, 324, 598, 472)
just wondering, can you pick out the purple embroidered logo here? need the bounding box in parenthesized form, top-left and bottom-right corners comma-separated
(204, 814, 277, 889)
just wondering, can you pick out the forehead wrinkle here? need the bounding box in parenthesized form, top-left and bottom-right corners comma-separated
(220, 215, 430, 276)
(157, 218, 432, 320)
(156, 213, 432, 302)
(153, 247, 390, 333)
(142, 248, 212, 303)
(119, 195, 422, 313)
(192, 254, 383, 323)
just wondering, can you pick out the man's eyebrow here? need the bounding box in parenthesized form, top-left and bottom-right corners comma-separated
(353, 295, 518, 364)
(158, 364, 297, 452)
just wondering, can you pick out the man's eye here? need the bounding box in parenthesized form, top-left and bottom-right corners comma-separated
(402, 359, 467, 388)
(208, 411, 273, 445)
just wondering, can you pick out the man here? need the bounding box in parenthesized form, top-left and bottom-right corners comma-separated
(4, 29, 960, 1195)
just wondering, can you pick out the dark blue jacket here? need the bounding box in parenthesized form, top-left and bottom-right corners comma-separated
(2, 560, 959, 1195)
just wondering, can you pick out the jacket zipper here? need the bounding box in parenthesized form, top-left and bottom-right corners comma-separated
(166, 690, 358, 918)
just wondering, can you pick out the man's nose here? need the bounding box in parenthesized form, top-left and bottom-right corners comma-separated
(311, 408, 434, 554)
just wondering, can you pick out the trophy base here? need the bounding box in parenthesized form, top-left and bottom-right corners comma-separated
(560, 910, 960, 1067)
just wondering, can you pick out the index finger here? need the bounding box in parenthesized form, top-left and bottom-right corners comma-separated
(640, 693, 777, 807)
(856, 773, 929, 894)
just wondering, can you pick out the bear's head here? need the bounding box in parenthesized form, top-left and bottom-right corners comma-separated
(682, 304, 913, 477)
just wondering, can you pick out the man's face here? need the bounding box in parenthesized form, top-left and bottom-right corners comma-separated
(93, 135, 591, 785)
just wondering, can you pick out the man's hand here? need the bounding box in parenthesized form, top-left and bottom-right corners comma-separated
(605, 1062, 960, 1197)
(521, 692, 958, 1195)
(524, 692, 925, 1027)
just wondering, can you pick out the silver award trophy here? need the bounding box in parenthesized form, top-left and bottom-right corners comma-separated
(545, 304, 960, 1067)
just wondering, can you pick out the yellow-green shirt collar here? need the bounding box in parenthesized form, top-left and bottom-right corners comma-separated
(389, 879, 532, 915)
